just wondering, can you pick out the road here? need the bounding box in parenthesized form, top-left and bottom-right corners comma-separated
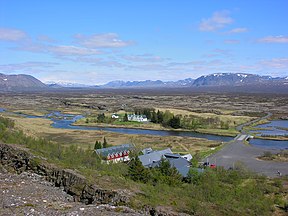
(205, 112, 288, 177)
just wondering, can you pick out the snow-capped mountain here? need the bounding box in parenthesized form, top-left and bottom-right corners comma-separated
(192, 73, 287, 86)
(45, 81, 91, 88)
(101, 78, 195, 88)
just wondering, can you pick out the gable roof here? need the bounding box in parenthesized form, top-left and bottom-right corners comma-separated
(139, 148, 172, 167)
(95, 144, 133, 157)
(166, 157, 191, 177)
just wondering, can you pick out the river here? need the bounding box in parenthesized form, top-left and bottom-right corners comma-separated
(1, 109, 287, 149)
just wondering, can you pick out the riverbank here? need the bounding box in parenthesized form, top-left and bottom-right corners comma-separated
(73, 121, 239, 137)
(253, 135, 288, 141)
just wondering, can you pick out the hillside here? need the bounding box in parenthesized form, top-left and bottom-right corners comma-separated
(0, 73, 47, 91)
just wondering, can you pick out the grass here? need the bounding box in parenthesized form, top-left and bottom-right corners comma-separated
(196, 128, 239, 137)
(156, 107, 254, 128)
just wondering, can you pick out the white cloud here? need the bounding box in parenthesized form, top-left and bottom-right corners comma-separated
(259, 58, 288, 69)
(258, 35, 288, 43)
(122, 54, 169, 62)
(37, 35, 56, 43)
(76, 57, 126, 68)
(48, 45, 101, 56)
(0, 61, 59, 73)
(224, 39, 240, 44)
(227, 27, 248, 34)
(0, 28, 27, 41)
(74, 33, 133, 48)
(199, 11, 233, 32)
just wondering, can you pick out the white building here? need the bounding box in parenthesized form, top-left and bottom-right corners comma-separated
(127, 114, 148, 122)
(111, 114, 119, 119)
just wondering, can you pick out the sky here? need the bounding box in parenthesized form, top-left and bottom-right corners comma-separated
(0, 0, 288, 84)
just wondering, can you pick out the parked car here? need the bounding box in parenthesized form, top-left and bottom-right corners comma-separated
(210, 164, 216, 169)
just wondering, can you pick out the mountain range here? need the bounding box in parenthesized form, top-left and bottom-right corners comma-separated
(0, 72, 287, 91)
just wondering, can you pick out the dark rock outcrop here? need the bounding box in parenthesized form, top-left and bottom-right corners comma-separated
(0, 143, 130, 206)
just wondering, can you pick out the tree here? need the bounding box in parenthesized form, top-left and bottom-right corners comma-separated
(103, 137, 108, 148)
(94, 140, 102, 149)
(157, 110, 163, 123)
(128, 156, 150, 183)
(169, 116, 181, 129)
(97, 113, 105, 123)
(157, 157, 182, 186)
(191, 154, 200, 168)
(158, 157, 171, 175)
(150, 110, 158, 123)
(162, 110, 173, 127)
(186, 168, 201, 184)
(123, 113, 128, 122)
(190, 118, 200, 131)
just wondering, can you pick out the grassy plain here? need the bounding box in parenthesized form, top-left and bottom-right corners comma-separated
(1, 91, 288, 151)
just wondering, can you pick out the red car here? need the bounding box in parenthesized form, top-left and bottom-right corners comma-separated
(210, 164, 216, 169)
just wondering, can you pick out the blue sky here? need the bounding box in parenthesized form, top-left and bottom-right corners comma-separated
(0, 0, 288, 84)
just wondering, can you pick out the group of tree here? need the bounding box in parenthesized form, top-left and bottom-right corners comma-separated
(97, 113, 106, 123)
(135, 108, 232, 130)
(134, 108, 154, 119)
(94, 137, 108, 149)
(127, 156, 182, 186)
(134, 108, 181, 129)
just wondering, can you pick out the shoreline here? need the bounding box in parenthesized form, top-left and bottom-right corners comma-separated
(72, 122, 238, 137)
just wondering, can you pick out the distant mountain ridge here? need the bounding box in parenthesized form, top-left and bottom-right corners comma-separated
(45, 81, 92, 88)
(101, 78, 195, 88)
(1, 72, 287, 91)
(0, 73, 47, 91)
(193, 73, 287, 86)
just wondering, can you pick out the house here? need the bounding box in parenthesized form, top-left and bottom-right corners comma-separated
(111, 114, 119, 119)
(95, 144, 133, 163)
(127, 114, 148, 122)
(164, 152, 193, 162)
(163, 153, 192, 177)
(139, 148, 192, 177)
(139, 148, 173, 167)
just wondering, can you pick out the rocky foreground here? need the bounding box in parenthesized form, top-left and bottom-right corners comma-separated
(0, 143, 186, 216)
(0, 166, 140, 215)
(0, 143, 144, 215)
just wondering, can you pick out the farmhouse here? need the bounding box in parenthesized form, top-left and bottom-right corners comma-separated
(95, 144, 133, 163)
(128, 114, 148, 122)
